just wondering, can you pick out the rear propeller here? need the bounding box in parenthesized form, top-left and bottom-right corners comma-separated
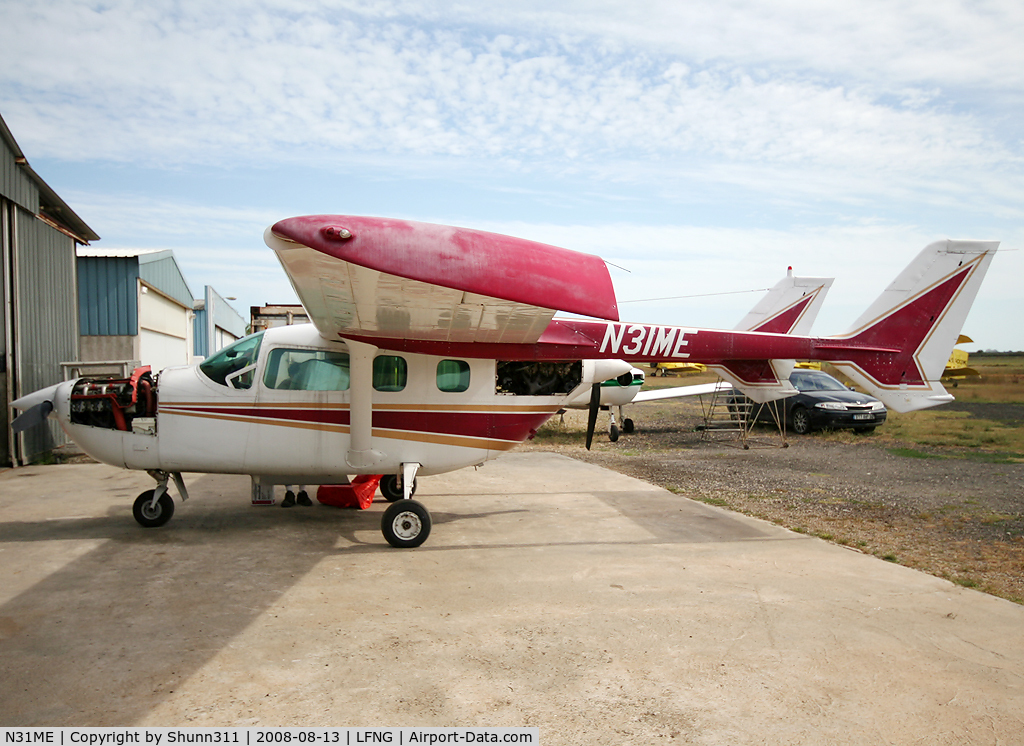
(585, 382, 601, 450)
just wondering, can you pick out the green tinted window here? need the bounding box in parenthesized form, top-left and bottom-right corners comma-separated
(437, 359, 470, 392)
(199, 332, 264, 389)
(263, 349, 350, 391)
(373, 355, 407, 392)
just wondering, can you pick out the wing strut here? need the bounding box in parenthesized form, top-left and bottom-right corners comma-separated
(345, 339, 385, 469)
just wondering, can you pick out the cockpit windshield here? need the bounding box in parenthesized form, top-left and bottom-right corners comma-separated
(199, 332, 264, 388)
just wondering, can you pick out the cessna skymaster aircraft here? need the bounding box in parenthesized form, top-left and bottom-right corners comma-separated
(12, 215, 996, 548)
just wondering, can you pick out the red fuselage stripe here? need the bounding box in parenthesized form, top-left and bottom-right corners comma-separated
(161, 405, 559, 443)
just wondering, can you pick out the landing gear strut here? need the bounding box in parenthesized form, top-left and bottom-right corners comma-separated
(607, 405, 634, 443)
(380, 473, 418, 502)
(133, 470, 189, 528)
(380, 462, 430, 548)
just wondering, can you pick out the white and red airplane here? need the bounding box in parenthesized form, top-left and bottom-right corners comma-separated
(11, 215, 996, 548)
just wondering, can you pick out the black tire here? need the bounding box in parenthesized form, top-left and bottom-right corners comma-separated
(380, 474, 417, 502)
(609, 424, 619, 442)
(381, 499, 431, 548)
(622, 418, 634, 434)
(133, 490, 174, 528)
(790, 407, 812, 435)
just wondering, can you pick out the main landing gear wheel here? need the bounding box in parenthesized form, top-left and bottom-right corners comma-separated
(382, 499, 432, 548)
(380, 474, 418, 502)
(133, 489, 174, 528)
(622, 418, 634, 434)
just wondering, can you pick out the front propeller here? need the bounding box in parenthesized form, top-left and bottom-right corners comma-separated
(10, 383, 62, 433)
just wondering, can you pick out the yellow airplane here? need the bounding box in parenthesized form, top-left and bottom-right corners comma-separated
(649, 362, 707, 376)
(943, 334, 980, 380)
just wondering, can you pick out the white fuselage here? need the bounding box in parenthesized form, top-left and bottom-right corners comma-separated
(56, 324, 584, 482)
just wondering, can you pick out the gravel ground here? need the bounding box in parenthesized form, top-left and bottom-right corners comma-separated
(522, 405, 1024, 603)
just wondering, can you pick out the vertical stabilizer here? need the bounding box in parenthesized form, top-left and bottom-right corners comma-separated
(736, 270, 834, 336)
(827, 240, 997, 412)
(714, 270, 834, 402)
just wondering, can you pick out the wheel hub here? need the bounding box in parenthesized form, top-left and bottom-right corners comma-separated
(392, 511, 422, 540)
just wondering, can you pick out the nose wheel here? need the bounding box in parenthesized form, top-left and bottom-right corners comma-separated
(132, 471, 189, 528)
(381, 499, 432, 548)
(133, 489, 175, 528)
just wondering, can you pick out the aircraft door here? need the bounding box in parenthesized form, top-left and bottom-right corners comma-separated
(249, 345, 352, 478)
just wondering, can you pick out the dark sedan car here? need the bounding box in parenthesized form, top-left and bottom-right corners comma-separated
(732, 369, 887, 434)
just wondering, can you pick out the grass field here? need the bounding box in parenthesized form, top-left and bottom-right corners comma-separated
(853, 354, 1024, 460)
(951, 353, 1024, 403)
(635, 355, 1024, 458)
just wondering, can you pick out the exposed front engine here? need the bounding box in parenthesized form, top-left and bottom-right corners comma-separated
(69, 367, 157, 431)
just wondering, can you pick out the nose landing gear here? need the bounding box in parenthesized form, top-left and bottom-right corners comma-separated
(133, 470, 189, 528)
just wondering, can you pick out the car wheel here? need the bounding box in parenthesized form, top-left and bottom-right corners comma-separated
(790, 406, 812, 435)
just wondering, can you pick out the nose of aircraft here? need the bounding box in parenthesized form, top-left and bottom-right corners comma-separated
(10, 382, 64, 433)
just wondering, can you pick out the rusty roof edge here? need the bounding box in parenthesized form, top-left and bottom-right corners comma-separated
(1, 111, 101, 244)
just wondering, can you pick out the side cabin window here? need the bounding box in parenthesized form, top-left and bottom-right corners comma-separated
(496, 361, 582, 396)
(373, 355, 407, 392)
(199, 332, 264, 389)
(263, 348, 351, 391)
(437, 359, 470, 393)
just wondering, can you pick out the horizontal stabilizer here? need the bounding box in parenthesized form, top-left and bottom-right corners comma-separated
(631, 381, 732, 403)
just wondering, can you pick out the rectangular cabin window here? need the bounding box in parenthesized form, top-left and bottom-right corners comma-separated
(373, 355, 408, 392)
(263, 348, 351, 391)
(495, 361, 582, 396)
(437, 359, 471, 392)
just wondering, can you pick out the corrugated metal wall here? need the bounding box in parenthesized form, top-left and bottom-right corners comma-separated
(15, 210, 79, 458)
(0, 138, 38, 214)
(139, 252, 193, 308)
(194, 285, 247, 357)
(78, 255, 139, 335)
(193, 304, 209, 357)
(213, 289, 247, 338)
(1, 199, 12, 465)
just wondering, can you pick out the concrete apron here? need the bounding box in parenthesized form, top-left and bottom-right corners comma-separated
(0, 453, 1021, 743)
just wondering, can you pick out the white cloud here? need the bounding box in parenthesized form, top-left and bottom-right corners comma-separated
(2, 1, 1021, 347)
(2, 2, 1016, 177)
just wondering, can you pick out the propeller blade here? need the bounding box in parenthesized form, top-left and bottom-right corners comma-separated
(585, 382, 601, 450)
(12, 400, 53, 433)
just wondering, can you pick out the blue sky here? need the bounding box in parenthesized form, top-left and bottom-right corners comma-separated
(2, 0, 1022, 349)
